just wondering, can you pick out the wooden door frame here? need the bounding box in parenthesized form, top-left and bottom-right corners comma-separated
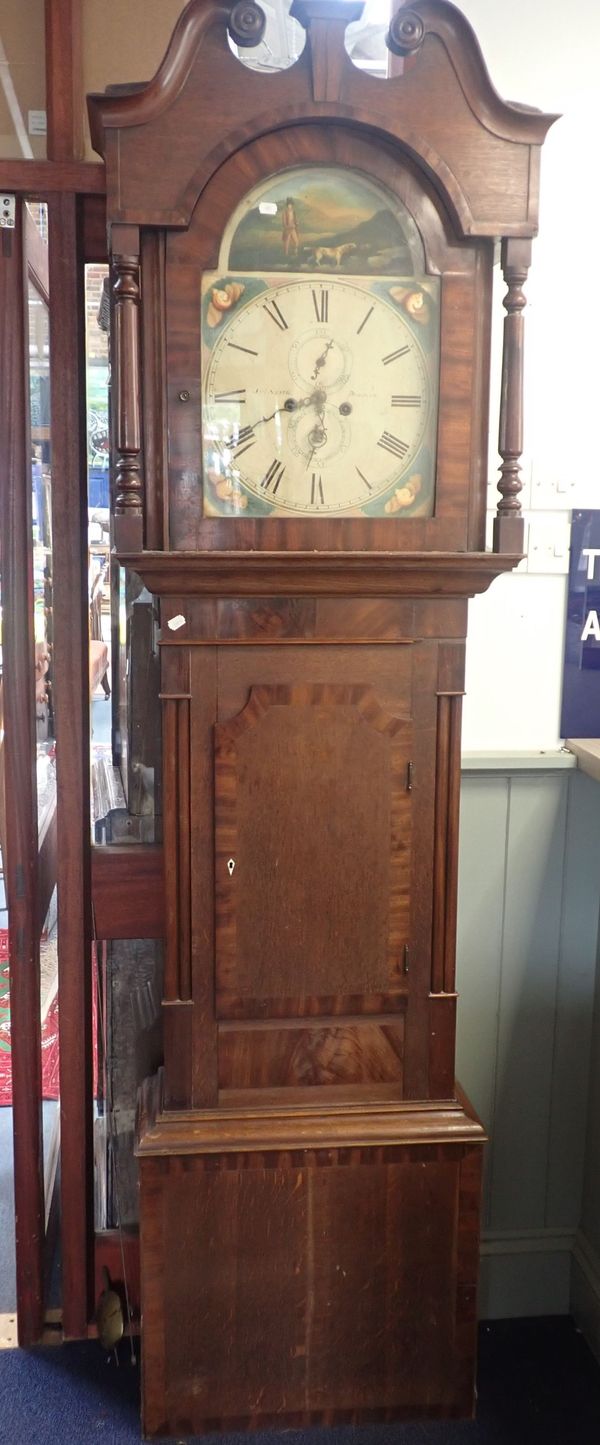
(0, 201, 46, 1347)
(0, 0, 161, 1343)
(0, 184, 107, 1343)
(48, 191, 95, 1339)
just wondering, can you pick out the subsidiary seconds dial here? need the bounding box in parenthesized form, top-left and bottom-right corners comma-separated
(202, 274, 434, 517)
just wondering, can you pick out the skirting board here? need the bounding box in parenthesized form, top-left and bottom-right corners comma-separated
(571, 1231, 600, 1363)
(479, 1230, 574, 1320)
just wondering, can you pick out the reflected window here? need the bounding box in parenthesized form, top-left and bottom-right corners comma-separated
(0, 1, 46, 160)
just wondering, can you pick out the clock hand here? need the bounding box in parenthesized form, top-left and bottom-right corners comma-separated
(252, 395, 315, 428)
(228, 397, 308, 445)
(305, 418, 328, 470)
(310, 340, 334, 383)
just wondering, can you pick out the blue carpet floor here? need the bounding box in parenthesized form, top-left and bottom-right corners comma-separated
(0, 1319, 599, 1444)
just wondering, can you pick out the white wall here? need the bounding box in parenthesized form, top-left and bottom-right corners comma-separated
(457, 0, 600, 751)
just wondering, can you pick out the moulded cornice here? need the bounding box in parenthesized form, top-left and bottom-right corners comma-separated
(117, 550, 522, 600)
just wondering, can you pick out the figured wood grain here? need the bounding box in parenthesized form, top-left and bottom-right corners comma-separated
(218, 1019, 405, 1091)
(138, 1105, 484, 1433)
(215, 684, 411, 1017)
(213, 642, 439, 1098)
(91, 844, 165, 939)
(217, 990, 407, 1020)
(159, 596, 468, 643)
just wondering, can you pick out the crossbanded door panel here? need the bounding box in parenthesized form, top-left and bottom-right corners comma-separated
(214, 677, 413, 1098)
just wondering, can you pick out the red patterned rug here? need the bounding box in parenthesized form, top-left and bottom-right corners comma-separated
(0, 929, 61, 1107)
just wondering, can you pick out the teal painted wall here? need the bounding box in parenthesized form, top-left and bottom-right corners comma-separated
(457, 762, 600, 1320)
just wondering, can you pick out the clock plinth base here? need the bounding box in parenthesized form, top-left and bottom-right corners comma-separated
(136, 1072, 485, 1438)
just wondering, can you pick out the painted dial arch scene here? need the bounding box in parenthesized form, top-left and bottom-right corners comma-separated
(201, 271, 439, 519)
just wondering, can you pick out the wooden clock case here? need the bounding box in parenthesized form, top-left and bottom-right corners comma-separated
(88, 2, 555, 1434)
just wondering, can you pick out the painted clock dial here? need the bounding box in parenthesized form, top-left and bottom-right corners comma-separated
(201, 271, 439, 519)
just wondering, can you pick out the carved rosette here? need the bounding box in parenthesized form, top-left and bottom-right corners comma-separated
(111, 253, 144, 527)
(387, 9, 425, 56)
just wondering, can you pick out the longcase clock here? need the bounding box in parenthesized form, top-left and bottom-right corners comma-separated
(88, 1, 556, 1434)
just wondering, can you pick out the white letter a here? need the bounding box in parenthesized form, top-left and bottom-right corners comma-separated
(581, 610, 600, 642)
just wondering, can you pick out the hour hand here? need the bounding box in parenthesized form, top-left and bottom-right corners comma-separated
(254, 397, 309, 427)
(228, 405, 282, 444)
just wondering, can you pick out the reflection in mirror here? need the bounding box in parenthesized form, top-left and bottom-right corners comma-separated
(94, 938, 163, 1229)
(85, 267, 162, 846)
(28, 263, 61, 1230)
(39, 888, 60, 1222)
(0, 1, 46, 160)
(86, 262, 112, 808)
(29, 279, 53, 761)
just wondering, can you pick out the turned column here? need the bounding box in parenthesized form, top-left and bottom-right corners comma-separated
(493, 236, 532, 554)
(111, 224, 144, 551)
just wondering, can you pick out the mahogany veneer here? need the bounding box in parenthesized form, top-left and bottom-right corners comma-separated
(139, 1073, 485, 1435)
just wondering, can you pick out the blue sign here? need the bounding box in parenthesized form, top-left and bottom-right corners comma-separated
(561, 510, 600, 739)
